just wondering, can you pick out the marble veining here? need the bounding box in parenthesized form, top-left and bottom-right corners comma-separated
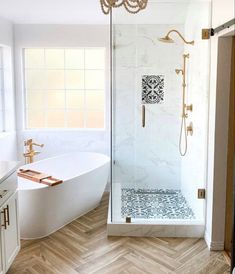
(113, 24, 183, 189)
(121, 188, 195, 219)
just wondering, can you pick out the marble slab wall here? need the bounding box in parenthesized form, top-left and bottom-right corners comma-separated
(113, 24, 184, 190)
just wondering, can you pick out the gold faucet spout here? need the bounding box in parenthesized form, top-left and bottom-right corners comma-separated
(32, 143, 44, 148)
(23, 139, 44, 164)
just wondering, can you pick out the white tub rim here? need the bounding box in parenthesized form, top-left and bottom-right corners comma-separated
(18, 151, 110, 191)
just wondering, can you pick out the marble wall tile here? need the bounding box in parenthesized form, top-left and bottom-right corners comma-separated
(113, 24, 184, 190)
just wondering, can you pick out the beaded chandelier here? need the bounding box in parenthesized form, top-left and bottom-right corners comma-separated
(100, 0, 148, 14)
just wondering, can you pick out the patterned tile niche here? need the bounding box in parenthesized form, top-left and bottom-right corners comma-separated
(121, 188, 195, 220)
(142, 75, 165, 104)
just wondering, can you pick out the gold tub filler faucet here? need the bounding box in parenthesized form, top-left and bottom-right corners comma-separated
(23, 139, 44, 164)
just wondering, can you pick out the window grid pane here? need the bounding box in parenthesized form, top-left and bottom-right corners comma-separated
(24, 48, 105, 129)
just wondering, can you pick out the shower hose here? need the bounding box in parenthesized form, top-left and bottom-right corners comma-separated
(179, 115, 188, 156)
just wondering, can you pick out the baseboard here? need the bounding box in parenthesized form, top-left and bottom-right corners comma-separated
(105, 181, 111, 192)
(204, 230, 224, 251)
(209, 241, 224, 251)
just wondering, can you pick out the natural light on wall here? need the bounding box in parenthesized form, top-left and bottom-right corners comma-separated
(24, 48, 105, 129)
(0, 47, 4, 132)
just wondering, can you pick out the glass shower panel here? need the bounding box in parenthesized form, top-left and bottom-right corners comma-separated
(111, 1, 211, 224)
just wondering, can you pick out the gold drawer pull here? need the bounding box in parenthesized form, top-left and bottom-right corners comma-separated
(1, 207, 7, 230)
(6, 205, 9, 226)
(142, 105, 145, 128)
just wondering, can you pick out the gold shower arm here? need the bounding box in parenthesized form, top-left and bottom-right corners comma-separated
(166, 29, 194, 45)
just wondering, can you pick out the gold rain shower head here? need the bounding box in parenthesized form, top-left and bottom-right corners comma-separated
(158, 36, 174, 43)
(158, 29, 194, 45)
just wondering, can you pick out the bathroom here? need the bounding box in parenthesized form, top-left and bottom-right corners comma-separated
(0, 0, 234, 273)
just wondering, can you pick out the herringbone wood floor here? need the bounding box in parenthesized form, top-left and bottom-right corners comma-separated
(9, 193, 230, 274)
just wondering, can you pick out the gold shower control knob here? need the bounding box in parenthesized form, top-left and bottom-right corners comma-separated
(187, 123, 193, 136)
(186, 104, 193, 112)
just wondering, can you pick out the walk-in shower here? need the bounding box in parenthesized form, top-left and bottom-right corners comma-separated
(108, 0, 211, 237)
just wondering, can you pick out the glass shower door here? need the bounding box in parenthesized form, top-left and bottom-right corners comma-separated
(111, 1, 211, 225)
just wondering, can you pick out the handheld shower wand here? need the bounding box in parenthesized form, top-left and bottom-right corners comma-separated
(176, 54, 193, 156)
(158, 29, 194, 156)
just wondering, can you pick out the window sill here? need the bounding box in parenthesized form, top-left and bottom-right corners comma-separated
(21, 128, 107, 133)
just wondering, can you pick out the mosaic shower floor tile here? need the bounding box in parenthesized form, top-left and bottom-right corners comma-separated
(121, 188, 195, 219)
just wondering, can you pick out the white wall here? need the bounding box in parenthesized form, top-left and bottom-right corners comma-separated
(205, 0, 235, 250)
(14, 24, 110, 164)
(181, 2, 211, 220)
(212, 0, 235, 27)
(0, 17, 17, 161)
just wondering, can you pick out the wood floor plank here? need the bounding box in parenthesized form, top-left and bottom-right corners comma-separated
(9, 192, 230, 274)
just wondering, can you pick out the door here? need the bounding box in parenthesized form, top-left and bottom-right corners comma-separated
(111, 1, 211, 224)
(225, 36, 235, 256)
(2, 192, 20, 272)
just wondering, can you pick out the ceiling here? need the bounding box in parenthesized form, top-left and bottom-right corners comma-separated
(0, 0, 207, 25)
(0, 0, 109, 24)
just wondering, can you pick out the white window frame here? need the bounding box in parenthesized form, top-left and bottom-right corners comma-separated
(22, 47, 106, 131)
(0, 47, 5, 133)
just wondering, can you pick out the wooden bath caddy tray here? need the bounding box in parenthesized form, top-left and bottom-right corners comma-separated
(17, 169, 63, 186)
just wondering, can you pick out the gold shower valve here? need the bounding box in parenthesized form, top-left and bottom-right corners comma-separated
(187, 123, 193, 136)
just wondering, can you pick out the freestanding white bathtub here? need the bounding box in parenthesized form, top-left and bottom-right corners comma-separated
(18, 152, 110, 239)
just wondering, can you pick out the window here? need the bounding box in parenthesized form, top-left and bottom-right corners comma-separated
(0, 48, 5, 132)
(24, 48, 105, 129)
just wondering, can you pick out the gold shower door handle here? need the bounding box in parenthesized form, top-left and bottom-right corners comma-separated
(142, 105, 145, 128)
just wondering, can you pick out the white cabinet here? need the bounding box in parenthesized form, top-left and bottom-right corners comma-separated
(0, 233, 4, 274)
(0, 191, 20, 274)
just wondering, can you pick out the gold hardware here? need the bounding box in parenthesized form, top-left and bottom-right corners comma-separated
(142, 105, 146, 128)
(126, 217, 131, 223)
(187, 123, 193, 136)
(6, 205, 9, 226)
(201, 29, 211, 40)
(177, 54, 193, 156)
(1, 207, 7, 229)
(175, 69, 183, 75)
(198, 189, 206, 199)
(183, 53, 190, 59)
(159, 29, 194, 45)
(23, 139, 44, 164)
(186, 104, 193, 112)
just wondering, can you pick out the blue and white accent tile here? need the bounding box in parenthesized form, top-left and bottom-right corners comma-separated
(142, 75, 165, 104)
